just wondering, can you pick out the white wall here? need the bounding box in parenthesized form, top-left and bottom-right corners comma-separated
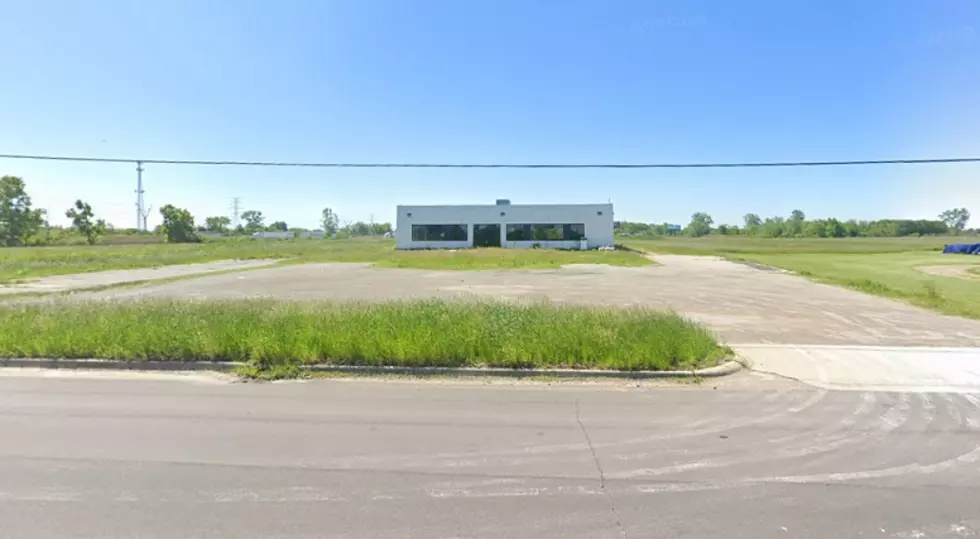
(395, 204, 614, 250)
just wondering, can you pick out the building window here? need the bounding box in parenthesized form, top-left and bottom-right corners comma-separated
(564, 223, 586, 240)
(411, 224, 467, 242)
(506, 224, 585, 241)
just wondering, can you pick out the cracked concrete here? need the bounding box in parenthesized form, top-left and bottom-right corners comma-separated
(67, 256, 980, 346)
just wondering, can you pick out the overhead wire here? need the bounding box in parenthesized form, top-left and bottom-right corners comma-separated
(1, 153, 979, 169)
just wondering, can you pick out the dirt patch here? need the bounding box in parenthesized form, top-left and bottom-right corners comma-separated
(916, 265, 980, 280)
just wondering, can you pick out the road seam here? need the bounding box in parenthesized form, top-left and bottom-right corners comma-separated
(576, 400, 627, 539)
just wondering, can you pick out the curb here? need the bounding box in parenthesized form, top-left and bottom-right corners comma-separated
(0, 358, 242, 371)
(0, 357, 742, 379)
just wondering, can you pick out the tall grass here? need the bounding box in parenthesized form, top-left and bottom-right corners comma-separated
(0, 299, 726, 371)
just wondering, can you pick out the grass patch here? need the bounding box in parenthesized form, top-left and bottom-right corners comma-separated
(970, 267, 980, 277)
(728, 252, 980, 319)
(623, 235, 962, 255)
(0, 237, 650, 282)
(624, 236, 980, 319)
(0, 299, 727, 373)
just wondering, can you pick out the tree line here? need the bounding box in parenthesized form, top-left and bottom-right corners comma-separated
(620, 208, 973, 238)
(0, 175, 392, 246)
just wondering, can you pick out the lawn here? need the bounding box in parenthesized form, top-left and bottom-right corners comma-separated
(0, 237, 651, 282)
(0, 299, 728, 375)
(623, 235, 962, 255)
(624, 236, 980, 319)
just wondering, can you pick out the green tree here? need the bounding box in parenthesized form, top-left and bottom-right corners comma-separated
(65, 200, 107, 245)
(939, 208, 971, 233)
(787, 209, 806, 236)
(321, 207, 339, 236)
(685, 212, 713, 237)
(0, 176, 46, 246)
(268, 221, 288, 231)
(159, 205, 200, 243)
(761, 217, 786, 237)
(742, 213, 761, 236)
(240, 210, 264, 232)
(204, 216, 231, 232)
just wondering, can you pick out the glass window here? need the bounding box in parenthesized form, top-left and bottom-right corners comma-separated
(411, 224, 467, 242)
(505, 224, 586, 241)
(564, 223, 585, 240)
(531, 224, 563, 240)
(506, 224, 531, 241)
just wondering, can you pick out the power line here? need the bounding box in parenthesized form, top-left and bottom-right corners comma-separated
(1, 153, 980, 169)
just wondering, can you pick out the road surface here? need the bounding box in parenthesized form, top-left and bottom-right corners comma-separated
(1, 372, 978, 538)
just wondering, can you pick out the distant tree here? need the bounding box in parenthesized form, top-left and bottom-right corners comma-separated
(939, 208, 971, 233)
(159, 205, 200, 243)
(240, 210, 265, 232)
(205, 216, 231, 232)
(268, 221, 288, 231)
(685, 212, 713, 237)
(787, 209, 806, 236)
(65, 199, 107, 245)
(320, 207, 339, 236)
(716, 224, 730, 236)
(0, 176, 46, 246)
(616, 221, 653, 236)
(743, 213, 762, 227)
(761, 217, 787, 237)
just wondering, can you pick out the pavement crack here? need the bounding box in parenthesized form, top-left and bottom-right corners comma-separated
(576, 400, 627, 539)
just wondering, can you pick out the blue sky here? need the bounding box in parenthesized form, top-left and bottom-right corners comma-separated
(1, 0, 977, 229)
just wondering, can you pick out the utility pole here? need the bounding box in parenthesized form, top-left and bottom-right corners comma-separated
(140, 204, 153, 232)
(135, 161, 145, 231)
(230, 197, 241, 228)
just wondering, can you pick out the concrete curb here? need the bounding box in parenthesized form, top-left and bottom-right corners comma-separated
(301, 360, 741, 378)
(0, 357, 742, 379)
(0, 358, 242, 371)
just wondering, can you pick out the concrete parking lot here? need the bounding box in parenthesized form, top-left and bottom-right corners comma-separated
(74, 255, 980, 347)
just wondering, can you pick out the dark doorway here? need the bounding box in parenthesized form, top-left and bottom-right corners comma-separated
(473, 224, 501, 247)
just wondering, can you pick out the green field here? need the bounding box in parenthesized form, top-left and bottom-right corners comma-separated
(622, 235, 962, 255)
(0, 300, 727, 375)
(0, 237, 651, 282)
(624, 236, 980, 319)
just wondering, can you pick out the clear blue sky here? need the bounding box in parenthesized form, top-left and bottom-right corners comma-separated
(1, 0, 977, 229)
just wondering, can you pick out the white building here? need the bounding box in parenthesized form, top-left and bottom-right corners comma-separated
(395, 201, 614, 250)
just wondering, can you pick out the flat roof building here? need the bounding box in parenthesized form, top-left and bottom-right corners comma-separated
(395, 201, 614, 250)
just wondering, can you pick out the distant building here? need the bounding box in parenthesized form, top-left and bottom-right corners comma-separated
(252, 231, 292, 239)
(395, 201, 614, 250)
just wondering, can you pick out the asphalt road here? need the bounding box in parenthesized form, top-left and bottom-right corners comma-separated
(1, 373, 979, 538)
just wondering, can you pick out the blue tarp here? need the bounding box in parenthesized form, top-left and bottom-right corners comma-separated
(943, 243, 980, 254)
